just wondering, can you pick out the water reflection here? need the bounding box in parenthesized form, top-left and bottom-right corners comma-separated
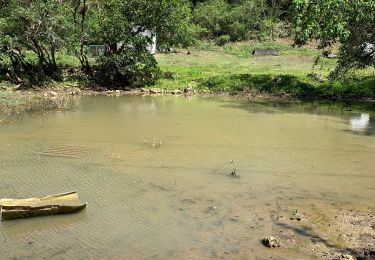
(1, 96, 375, 259)
(350, 113, 375, 135)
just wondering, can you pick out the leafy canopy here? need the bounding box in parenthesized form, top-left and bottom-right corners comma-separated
(291, 0, 375, 75)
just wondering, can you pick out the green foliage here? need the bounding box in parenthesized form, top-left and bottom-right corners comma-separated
(203, 74, 375, 100)
(0, 0, 73, 84)
(0, 0, 192, 87)
(155, 43, 375, 100)
(90, 0, 191, 87)
(95, 46, 159, 88)
(93, 0, 192, 49)
(193, 0, 286, 42)
(291, 0, 375, 75)
(216, 35, 231, 46)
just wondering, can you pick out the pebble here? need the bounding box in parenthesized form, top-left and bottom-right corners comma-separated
(338, 254, 356, 260)
(262, 236, 282, 248)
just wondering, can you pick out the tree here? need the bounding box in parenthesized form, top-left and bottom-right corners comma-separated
(71, 0, 90, 72)
(0, 0, 73, 84)
(291, 0, 375, 76)
(193, 0, 284, 41)
(0, 0, 192, 87)
(92, 0, 192, 87)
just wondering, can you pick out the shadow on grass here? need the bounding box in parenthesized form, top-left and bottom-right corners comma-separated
(198, 73, 375, 100)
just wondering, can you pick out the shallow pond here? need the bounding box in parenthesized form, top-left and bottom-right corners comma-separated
(0, 96, 374, 259)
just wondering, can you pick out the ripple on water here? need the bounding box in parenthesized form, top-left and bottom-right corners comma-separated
(1, 96, 375, 259)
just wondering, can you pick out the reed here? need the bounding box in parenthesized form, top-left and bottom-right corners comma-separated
(142, 136, 163, 149)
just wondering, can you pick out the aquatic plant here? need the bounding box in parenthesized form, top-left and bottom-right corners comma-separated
(142, 136, 163, 149)
(229, 160, 239, 177)
(210, 160, 239, 177)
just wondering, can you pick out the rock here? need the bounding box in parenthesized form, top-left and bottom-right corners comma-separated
(337, 254, 356, 260)
(184, 85, 193, 93)
(50, 91, 57, 97)
(290, 210, 306, 221)
(229, 216, 239, 222)
(290, 215, 302, 221)
(171, 89, 182, 95)
(140, 88, 149, 93)
(327, 53, 338, 59)
(149, 88, 162, 94)
(115, 90, 121, 93)
(43, 93, 48, 98)
(205, 206, 217, 213)
(262, 236, 282, 248)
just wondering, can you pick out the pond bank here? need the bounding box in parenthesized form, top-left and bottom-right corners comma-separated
(1, 84, 375, 120)
(268, 199, 375, 259)
(0, 86, 375, 123)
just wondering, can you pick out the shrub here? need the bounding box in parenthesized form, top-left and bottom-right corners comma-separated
(216, 35, 231, 46)
(95, 46, 160, 88)
(193, 0, 284, 41)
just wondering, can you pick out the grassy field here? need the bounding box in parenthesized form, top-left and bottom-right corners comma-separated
(155, 41, 375, 100)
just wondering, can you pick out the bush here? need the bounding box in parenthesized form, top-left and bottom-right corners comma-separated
(193, 0, 284, 41)
(95, 46, 160, 88)
(216, 35, 231, 46)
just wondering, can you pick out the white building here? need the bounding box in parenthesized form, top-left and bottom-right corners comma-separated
(141, 30, 157, 55)
(89, 29, 157, 56)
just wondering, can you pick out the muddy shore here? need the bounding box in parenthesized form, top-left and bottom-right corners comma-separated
(269, 199, 375, 259)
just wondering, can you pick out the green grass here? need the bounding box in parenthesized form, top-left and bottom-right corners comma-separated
(155, 41, 375, 100)
(195, 40, 320, 57)
(56, 53, 81, 68)
(1, 40, 374, 101)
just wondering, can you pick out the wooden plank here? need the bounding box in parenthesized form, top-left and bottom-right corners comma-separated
(0, 192, 87, 221)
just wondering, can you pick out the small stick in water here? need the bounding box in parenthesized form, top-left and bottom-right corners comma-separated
(229, 160, 238, 176)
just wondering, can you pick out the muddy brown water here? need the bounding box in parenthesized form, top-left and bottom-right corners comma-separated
(0, 96, 374, 259)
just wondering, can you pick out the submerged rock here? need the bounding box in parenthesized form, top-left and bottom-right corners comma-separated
(289, 210, 306, 222)
(205, 206, 217, 214)
(262, 236, 282, 248)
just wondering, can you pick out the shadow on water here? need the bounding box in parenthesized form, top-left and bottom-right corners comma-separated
(218, 98, 375, 137)
(220, 98, 375, 116)
(0, 212, 88, 240)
